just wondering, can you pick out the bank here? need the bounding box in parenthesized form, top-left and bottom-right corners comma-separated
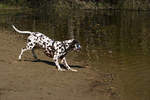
(0, 0, 150, 11)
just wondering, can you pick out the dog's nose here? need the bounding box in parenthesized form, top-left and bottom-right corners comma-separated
(77, 45, 81, 50)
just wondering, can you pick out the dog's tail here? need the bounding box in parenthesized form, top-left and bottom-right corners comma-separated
(12, 25, 32, 34)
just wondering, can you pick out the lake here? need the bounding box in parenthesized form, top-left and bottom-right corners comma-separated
(0, 9, 150, 100)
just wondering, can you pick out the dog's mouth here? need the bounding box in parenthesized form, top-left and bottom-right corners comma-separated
(75, 48, 80, 51)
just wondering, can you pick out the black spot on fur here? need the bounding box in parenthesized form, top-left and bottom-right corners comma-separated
(29, 43, 33, 46)
(33, 34, 36, 36)
(57, 44, 59, 47)
(43, 42, 46, 45)
(27, 39, 31, 42)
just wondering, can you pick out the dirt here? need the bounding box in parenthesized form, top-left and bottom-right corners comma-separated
(0, 30, 119, 100)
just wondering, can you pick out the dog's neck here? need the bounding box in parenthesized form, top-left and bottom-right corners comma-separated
(63, 39, 74, 51)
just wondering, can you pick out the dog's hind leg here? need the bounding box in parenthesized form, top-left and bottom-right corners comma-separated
(32, 48, 38, 59)
(18, 48, 30, 60)
(18, 43, 35, 60)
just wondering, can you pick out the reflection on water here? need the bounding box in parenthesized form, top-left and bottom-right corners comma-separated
(1, 9, 150, 100)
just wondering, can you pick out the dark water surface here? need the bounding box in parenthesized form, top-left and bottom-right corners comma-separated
(1, 9, 150, 100)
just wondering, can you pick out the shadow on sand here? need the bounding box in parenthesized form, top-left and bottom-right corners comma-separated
(24, 59, 85, 69)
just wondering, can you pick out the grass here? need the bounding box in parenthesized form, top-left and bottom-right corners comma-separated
(0, 3, 20, 9)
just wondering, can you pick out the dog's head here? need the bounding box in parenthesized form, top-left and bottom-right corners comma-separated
(69, 39, 81, 51)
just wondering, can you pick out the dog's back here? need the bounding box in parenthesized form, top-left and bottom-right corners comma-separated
(27, 32, 54, 49)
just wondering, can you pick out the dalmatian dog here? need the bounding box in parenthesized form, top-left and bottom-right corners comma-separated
(12, 25, 81, 72)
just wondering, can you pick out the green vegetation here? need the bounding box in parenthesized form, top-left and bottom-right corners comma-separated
(0, 0, 150, 10)
(0, 3, 19, 9)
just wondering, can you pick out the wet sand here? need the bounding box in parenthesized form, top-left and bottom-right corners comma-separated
(0, 30, 118, 100)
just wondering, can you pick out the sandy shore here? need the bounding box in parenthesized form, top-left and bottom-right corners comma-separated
(0, 30, 118, 100)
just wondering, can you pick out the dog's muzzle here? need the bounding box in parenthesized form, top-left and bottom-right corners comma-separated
(74, 44, 81, 51)
(77, 45, 81, 50)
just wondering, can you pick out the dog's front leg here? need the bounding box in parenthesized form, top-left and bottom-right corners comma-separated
(53, 56, 65, 71)
(61, 57, 77, 72)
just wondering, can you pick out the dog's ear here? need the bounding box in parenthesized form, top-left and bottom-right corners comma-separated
(67, 39, 77, 50)
(72, 39, 79, 44)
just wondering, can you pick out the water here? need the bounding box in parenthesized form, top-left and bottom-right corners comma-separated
(1, 9, 150, 100)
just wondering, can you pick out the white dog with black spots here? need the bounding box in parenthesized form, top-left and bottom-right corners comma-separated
(12, 25, 81, 72)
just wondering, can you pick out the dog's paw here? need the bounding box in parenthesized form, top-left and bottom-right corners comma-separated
(69, 68, 78, 72)
(18, 59, 21, 61)
(58, 68, 66, 72)
(18, 56, 22, 61)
